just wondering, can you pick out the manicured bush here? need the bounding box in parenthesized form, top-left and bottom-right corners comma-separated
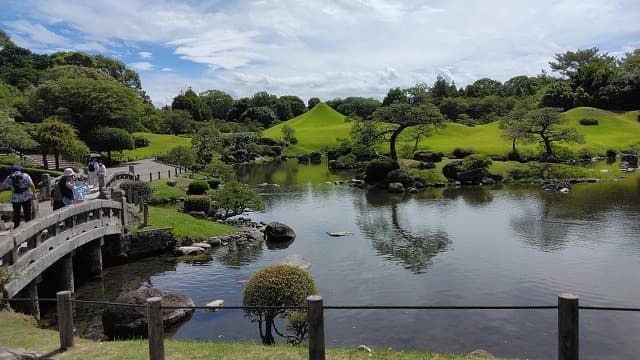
(243, 264, 317, 344)
(187, 180, 209, 195)
(119, 180, 153, 201)
(452, 147, 474, 159)
(184, 195, 211, 214)
(270, 146, 283, 156)
(365, 158, 399, 183)
(579, 118, 599, 126)
(386, 169, 415, 187)
(207, 178, 222, 189)
(507, 150, 522, 162)
(134, 136, 150, 148)
(606, 149, 617, 158)
(461, 154, 493, 171)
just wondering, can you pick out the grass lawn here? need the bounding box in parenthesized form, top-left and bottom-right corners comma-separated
(139, 204, 237, 240)
(116, 133, 192, 161)
(0, 311, 515, 359)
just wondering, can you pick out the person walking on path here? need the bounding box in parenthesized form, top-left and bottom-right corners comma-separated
(88, 157, 99, 187)
(0, 164, 36, 229)
(59, 168, 75, 207)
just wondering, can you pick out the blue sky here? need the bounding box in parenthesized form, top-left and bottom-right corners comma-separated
(1, 0, 639, 107)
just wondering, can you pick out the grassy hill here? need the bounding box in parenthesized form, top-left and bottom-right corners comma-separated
(266, 105, 640, 158)
(118, 133, 192, 161)
(263, 103, 349, 153)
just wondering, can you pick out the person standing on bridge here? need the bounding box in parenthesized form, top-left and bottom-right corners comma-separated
(60, 168, 75, 207)
(0, 164, 36, 229)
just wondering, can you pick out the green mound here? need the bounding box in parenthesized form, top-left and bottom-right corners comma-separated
(263, 103, 350, 153)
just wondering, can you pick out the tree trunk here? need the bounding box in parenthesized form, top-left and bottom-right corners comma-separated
(262, 317, 275, 345)
(107, 150, 112, 167)
(512, 138, 517, 153)
(42, 152, 49, 169)
(542, 137, 553, 160)
(389, 125, 409, 161)
(54, 151, 60, 169)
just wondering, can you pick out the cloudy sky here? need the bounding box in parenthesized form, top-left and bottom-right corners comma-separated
(1, 0, 639, 106)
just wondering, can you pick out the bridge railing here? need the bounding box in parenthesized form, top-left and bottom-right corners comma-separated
(0, 199, 124, 297)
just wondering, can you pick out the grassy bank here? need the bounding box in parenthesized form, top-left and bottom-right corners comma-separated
(117, 133, 192, 161)
(0, 311, 514, 359)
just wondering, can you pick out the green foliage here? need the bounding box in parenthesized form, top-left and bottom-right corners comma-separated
(209, 181, 264, 219)
(385, 169, 415, 187)
(119, 180, 153, 201)
(365, 158, 400, 183)
(579, 118, 599, 126)
(184, 195, 211, 214)
(202, 160, 236, 182)
(606, 149, 617, 158)
(200, 89, 233, 120)
(91, 127, 134, 164)
(461, 154, 493, 171)
(172, 88, 206, 122)
(164, 145, 196, 169)
(243, 264, 317, 345)
(418, 162, 436, 170)
(187, 180, 209, 195)
(134, 136, 150, 148)
(35, 117, 88, 164)
(191, 124, 222, 163)
(240, 106, 278, 128)
(281, 124, 296, 143)
(207, 178, 222, 189)
(161, 109, 193, 136)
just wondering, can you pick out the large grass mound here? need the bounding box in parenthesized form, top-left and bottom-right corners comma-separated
(117, 133, 192, 161)
(263, 103, 350, 153)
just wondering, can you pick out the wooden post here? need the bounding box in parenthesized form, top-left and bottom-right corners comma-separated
(143, 203, 149, 226)
(558, 293, 579, 360)
(307, 295, 325, 360)
(158, 171, 161, 180)
(174, 168, 177, 177)
(150, 172, 153, 181)
(56, 290, 74, 350)
(168, 170, 171, 178)
(147, 296, 165, 360)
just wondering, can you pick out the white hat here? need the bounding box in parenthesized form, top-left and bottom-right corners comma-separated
(64, 168, 75, 177)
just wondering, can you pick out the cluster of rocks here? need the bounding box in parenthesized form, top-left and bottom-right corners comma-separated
(620, 152, 638, 172)
(387, 180, 447, 194)
(297, 152, 322, 163)
(442, 161, 502, 185)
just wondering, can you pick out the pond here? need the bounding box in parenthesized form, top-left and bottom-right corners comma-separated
(74, 159, 640, 359)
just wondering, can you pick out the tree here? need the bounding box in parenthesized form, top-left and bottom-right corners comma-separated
(191, 124, 222, 163)
(307, 97, 320, 109)
(162, 109, 193, 135)
(505, 107, 584, 160)
(279, 95, 306, 117)
(200, 89, 233, 120)
(371, 102, 445, 160)
(465, 78, 503, 98)
(172, 88, 205, 121)
(349, 115, 383, 158)
(382, 87, 407, 106)
(202, 159, 235, 182)
(549, 48, 614, 77)
(502, 75, 540, 97)
(281, 124, 296, 143)
(35, 117, 88, 169)
(0, 118, 38, 157)
(91, 127, 135, 165)
(226, 98, 250, 122)
(165, 145, 196, 169)
(209, 181, 265, 219)
(243, 264, 316, 345)
(240, 106, 278, 128)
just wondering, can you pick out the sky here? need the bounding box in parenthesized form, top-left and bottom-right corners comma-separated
(1, 0, 639, 107)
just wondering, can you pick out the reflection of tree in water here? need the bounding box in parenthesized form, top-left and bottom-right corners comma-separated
(442, 186, 496, 206)
(356, 192, 451, 274)
(216, 241, 264, 269)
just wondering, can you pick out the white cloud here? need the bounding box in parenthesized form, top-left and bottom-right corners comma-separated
(139, 51, 152, 59)
(161, 67, 174, 72)
(128, 61, 155, 71)
(3, 20, 69, 47)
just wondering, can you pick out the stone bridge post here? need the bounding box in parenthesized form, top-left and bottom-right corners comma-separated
(40, 173, 51, 201)
(88, 237, 104, 277)
(59, 253, 74, 293)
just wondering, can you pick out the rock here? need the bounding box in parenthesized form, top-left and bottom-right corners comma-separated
(326, 231, 353, 237)
(188, 211, 207, 219)
(310, 152, 322, 162)
(481, 177, 495, 185)
(467, 349, 495, 358)
(166, 179, 177, 187)
(387, 182, 405, 193)
(247, 230, 265, 241)
(297, 153, 310, 162)
(348, 179, 366, 188)
(456, 168, 484, 183)
(102, 287, 194, 339)
(433, 182, 446, 188)
(204, 299, 224, 312)
(442, 161, 463, 180)
(175, 246, 205, 256)
(264, 222, 296, 242)
(208, 237, 222, 246)
(356, 345, 372, 353)
(192, 242, 211, 249)
(414, 181, 425, 189)
(621, 153, 638, 167)
(413, 151, 442, 163)
(278, 254, 311, 270)
(408, 187, 419, 193)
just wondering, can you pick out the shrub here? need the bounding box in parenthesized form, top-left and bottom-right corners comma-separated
(386, 169, 415, 187)
(270, 146, 283, 155)
(461, 154, 493, 171)
(365, 158, 399, 183)
(207, 178, 222, 189)
(134, 136, 150, 148)
(335, 153, 357, 169)
(210, 181, 265, 219)
(187, 180, 209, 195)
(507, 150, 522, 162)
(606, 149, 617, 158)
(579, 118, 599, 126)
(452, 147, 474, 159)
(418, 162, 436, 170)
(243, 264, 317, 344)
(184, 195, 211, 214)
(119, 180, 153, 201)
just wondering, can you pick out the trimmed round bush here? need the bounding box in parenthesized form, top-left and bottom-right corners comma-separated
(461, 154, 493, 171)
(452, 147, 474, 159)
(386, 169, 415, 188)
(579, 118, 599, 126)
(134, 136, 150, 148)
(184, 195, 211, 214)
(606, 149, 617, 158)
(207, 178, 222, 189)
(507, 150, 522, 162)
(365, 158, 400, 183)
(119, 180, 153, 201)
(187, 180, 209, 195)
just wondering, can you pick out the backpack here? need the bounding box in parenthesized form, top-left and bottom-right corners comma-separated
(11, 173, 28, 193)
(88, 162, 95, 171)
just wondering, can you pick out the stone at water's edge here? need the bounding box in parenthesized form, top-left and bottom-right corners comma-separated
(278, 254, 311, 271)
(102, 287, 194, 339)
(264, 222, 296, 242)
(387, 182, 405, 193)
(175, 246, 205, 256)
(205, 299, 224, 312)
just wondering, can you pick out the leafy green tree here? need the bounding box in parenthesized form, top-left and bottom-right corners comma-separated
(502, 75, 540, 97)
(349, 115, 383, 158)
(93, 54, 142, 91)
(91, 127, 134, 165)
(51, 51, 96, 68)
(382, 87, 407, 106)
(307, 97, 320, 109)
(202, 159, 236, 182)
(371, 102, 445, 160)
(540, 81, 575, 110)
(465, 78, 503, 98)
(279, 95, 306, 117)
(210, 181, 265, 219)
(274, 100, 293, 122)
(250, 91, 278, 108)
(281, 124, 296, 143)
(0, 118, 38, 157)
(166, 145, 196, 169)
(243, 264, 316, 345)
(431, 75, 457, 103)
(191, 123, 222, 163)
(35, 117, 88, 169)
(0, 30, 52, 90)
(162, 109, 193, 135)
(438, 97, 469, 121)
(549, 48, 614, 77)
(505, 107, 584, 160)
(172, 88, 206, 121)
(227, 98, 250, 122)
(200, 89, 233, 120)
(332, 97, 381, 119)
(240, 106, 278, 128)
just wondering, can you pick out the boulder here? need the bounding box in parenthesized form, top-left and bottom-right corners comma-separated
(413, 151, 442, 163)
(247, 230, 265, 241)
(102, 287, 194, 339)
(264, 222, 296, 242)
(207, 237, 222, 246)
(296, 153, 310, 162)
(387, 182, 405, 193)
(442, 161, 463, 180)
(278, 254, 311, 271)
(310, 152, 322, 162)
(175, 246, 205, 256)
(166, 179, 177, 187)
(408, 187, 419, 193)
(456, 168, 484, 183)
(621, 153, 638, 167)
(204, 299, 224, 312)
(188, 211, 207, 219)
(192, 242, 211, 250)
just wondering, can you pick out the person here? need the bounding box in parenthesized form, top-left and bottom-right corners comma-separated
(50, 176, 65, 210)
(73, 175, 90, 203)
(59, 168, 75, 207)
(96, 159, 107, 186)
(88, 157, 99, 187)
(0, 164, 36, 229)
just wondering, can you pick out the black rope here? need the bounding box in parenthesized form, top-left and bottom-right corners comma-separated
(70, 299, 145, 308)
(580, 306, 640, 312)
(323, 305, 558, 310)
(0, 297, 57, 303)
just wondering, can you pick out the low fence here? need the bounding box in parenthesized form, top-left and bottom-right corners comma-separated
(4, 292, 640, 360)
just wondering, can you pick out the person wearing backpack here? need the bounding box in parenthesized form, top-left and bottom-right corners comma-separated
(88, 158, 98, 187)
(59, 168, 76, 206)
(0, 164, 36, 229)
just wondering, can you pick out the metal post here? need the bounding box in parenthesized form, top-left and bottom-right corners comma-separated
(558, 293, 579, 360)
(147, 297, 165, 360)
(56, 290, 74, 350)
(307, 295, 325, 360)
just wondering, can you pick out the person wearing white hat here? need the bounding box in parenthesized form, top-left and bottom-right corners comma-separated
(60, 168, 76, 206)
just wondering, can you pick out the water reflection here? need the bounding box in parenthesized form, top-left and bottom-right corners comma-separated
(356, 191, 451, 273)
(215, 241, 264, 269)
(442, 186, 496, 206)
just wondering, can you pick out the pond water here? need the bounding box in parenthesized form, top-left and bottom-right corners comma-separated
(74, 159, 640, 359)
